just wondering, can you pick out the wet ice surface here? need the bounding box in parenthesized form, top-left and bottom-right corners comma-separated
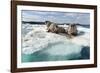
(21, 24, 90, 62)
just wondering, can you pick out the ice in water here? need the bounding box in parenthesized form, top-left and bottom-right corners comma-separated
(22, 24, 90, 62)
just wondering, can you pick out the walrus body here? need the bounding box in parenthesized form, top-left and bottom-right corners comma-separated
(45, 21, 66, 33)
(67, 24, 77, 37)
(47, 23, 58, 33)
(57, 27, 66, 33)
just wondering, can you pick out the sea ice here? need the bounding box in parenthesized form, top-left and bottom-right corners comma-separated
(22, 25, 90, 56)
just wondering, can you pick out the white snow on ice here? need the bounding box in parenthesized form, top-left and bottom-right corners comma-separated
(22, 24, 90, 55)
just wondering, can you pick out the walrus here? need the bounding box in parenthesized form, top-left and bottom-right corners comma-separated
(57, 26, 66, 33)
(67, 24, 78, 37)
(45, 21, 58, 33)
(45, 21, 66, 33)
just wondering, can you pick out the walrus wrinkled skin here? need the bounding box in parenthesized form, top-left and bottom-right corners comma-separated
(67, 24, 78, 37)
(45, 21, 66, 33)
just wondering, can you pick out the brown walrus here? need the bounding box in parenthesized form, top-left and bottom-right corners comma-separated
(66, 24, 78, 38)
(45, 21, 66, 33)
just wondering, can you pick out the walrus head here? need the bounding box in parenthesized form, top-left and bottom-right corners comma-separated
(45, 21, 52, 28)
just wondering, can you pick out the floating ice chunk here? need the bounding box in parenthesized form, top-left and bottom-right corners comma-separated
(22, 25, 90, 55)
(22, 30, 68, 54)
(42, 42, 82, 56)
